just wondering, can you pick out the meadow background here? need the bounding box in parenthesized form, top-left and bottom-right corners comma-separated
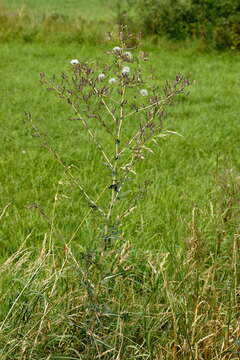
(0, 0, 240, 359)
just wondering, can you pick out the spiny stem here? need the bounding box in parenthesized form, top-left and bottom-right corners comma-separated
(105, 81, 126, 240)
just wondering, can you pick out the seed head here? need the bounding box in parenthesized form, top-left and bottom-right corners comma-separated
(98, 73, 106, 81)
(109, 77, 117, 84)
(122, 66, 130, 75)
(70, 59, 79, 65)
(124, 51, 132, 60)
(112, 46, 121, 54)
(140, 89, 148, 96)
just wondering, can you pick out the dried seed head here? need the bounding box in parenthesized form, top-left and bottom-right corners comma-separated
(124, 51, 132, 60)
(122, 66, 130, 75)
(140, 89, 148, 96)
(109, 77, 117, 84)
(98, 73, 106, 81)
(70, 59, 79, 65)
(112, 46, 121, 54)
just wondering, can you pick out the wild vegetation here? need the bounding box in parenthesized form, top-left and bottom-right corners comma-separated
(1, 0, 240, 49)
(122, 0, 240, 50)
(0, 1, 240, 359)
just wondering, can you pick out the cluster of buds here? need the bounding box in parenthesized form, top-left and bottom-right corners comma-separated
(59, 47, 190, 126)
(63, 49, 190, 144)
(68, 50, 151, 95)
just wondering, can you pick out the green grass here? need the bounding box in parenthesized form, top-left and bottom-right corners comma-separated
(0, 9, 240, 358)
(3, 0, 117, 19)
(0, 0, 122, 44)
(1, 42, 239, 256)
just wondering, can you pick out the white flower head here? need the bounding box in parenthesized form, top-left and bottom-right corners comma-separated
(98, 73, 106, 81)
(109, 77, 117, 84)
(140, 89, 148, 96)
(70, 59, 79, 65)
(122, 66, 130, 75)
(112, 46, 121, 54)
(124, 51, 132, 59)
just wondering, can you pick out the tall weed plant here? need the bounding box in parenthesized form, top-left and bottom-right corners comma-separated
(1, 30, 240, 359)
(29, 29, 190, 250)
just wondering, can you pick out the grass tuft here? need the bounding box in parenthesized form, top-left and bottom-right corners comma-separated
(0, 223, 239, 358)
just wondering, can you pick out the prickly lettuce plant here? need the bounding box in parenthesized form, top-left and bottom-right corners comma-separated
(14, 30, 191, 358)
(37, 31, 190, 250)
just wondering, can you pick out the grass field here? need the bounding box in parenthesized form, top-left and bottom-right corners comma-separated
(3, 0, 117, 19)
(0, 0, 240, 358)
(1, 42, 239, 255)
